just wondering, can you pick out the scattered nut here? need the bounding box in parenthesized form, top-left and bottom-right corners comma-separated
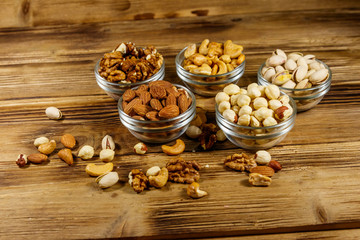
(16, 154, 28, 167)
(249, 166, 275, 177)
(268, 160, 282, 172)
(224, 153, 256, 172)
(166, 157, 201, 184)
(254, 150, 272, 165)
(148, 167, 169, 188)
(61, 134, 76, 149)
(216, 130, 227, 141)
(78, 145, 94, 160)
(187, 182, 208, 199)
(186, 125, 202, 139)
(101, 135, 115, 150)
(249, 173, 272, 186)
(134, 142, 148, 155)
(146, 166, 161, 177)
(161, 139, 185, 156)
(34, 137, 49, 147)
(38, 140, 56, 155)
(100, 149, 115, 162)
(129, 169, 148, 193)
(96, 172, 119, 189)
(45, 107, 62, 120)
(27, 153, 48, 164)
(58, 148, 73, 165)
(86, 162, 114, 177)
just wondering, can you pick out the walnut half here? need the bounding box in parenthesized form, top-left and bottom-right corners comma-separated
(224, 153, 256, 172)
(166, 157, 201, 184)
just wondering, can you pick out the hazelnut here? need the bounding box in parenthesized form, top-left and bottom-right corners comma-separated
(215, 92, 230, 105)
(16, 154, 28, 168)
(78, 145, 95, 160)
(186, 125, 202, 139)
(100, 149, 115, 162)
(34, 137, 49, 147)
(223, 84, 240, 95)
(134, 142, 148, 155)
(254, 150, 272, 165)
(216, 130, 227, 141)
(222, 109, 237, 123)
(218, 101, 231, 114)
(236, 94, 251, 107)
(253, 97, 268, 110)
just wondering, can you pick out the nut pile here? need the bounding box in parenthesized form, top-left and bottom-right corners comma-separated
(224, 150, 282, 187)
(182, 39, 245, 76)
(98, 42, 163, 83)
(122, 80, 192, 120)
(216, 83, 294, 127)
(261, 49, 329, 91)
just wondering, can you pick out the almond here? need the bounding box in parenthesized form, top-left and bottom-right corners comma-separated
(135, 85, 149, 96)
(149, 80, 173, 89)
(146, 111, 160, 121)
(133, 104, 150, 117)
(249, 166, 275, 177)
(38, 140, 56, 155)
(132, 115, 145, 121)
(28, 153, 48, 164)
(139, 91, 151, 105)
(149, 85, 167, 99)
(123, 89, 136, 102)
(58, 148, 73, 166)
(166, 93, 177, 106)
(150, 99, 163, 111)
(61, 134, 76, 149)
(166, 86, 180, 98)
(124, 98, 142, 115)
(268, 160, 282, 172)
(178, 94, 191, 113)
(158, 105, 180, 119)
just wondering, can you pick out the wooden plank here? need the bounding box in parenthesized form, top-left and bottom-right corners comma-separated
(0, 0, 358, 28)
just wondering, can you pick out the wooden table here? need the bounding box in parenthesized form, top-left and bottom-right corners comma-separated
(1, 0, 360, 239)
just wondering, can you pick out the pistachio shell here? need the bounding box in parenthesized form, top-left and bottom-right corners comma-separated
(272, 71, 291, 85)
(296, 57, 308, 67)
(272, 49, 287, 61)
(266, 55, 286, 67)
(96, 171, 119, 189)
(309, 61, 321, 70)
(309, 69, 329, 84)
(275, 65, 285, 73)
(288, 52, 303, 61)
(295, 79, 309, 89)
(303, 54, 316, 64)
(281, 80, 296, 89)
(305, 69, 316, 79)
(284, 59, 297, 71)
(292, 65, 308, 82)
(262, 67, 276, 81)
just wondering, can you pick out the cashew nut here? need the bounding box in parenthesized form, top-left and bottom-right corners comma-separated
(207, 42, 223, 57)
(217, 60, 227, 75)
(184, 43, 196, 58)
(187, 182, 208, 199)
(85, 162, 114, 177)
(184, 64, 198, 72)
(161, 139, 185, 156)
(148, 167, 168, 188)
(211, 64, 219, 75)
(219, 54, 231, 63)
(199, 39, 210, 55)
(224, 40, 243, 58)
(226, 63, 234, 72)
(190, 63, 212, 75)
(237, 54, 245, 65)
(189, 53, 212, 66)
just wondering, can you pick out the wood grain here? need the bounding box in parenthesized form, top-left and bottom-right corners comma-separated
(0, 0, 360, 239)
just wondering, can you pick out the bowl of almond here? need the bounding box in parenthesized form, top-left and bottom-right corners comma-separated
(215, 83, 296, 150)
(118, 80, 196, 143)
(95, 42, 165, 101)
(175, 39, 246, 96)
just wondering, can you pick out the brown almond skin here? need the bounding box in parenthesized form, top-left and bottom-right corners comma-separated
(123, 89, 136, 102)
(249, 166, 275, 177)
(28, 153, 48, 164)
(158, 105, 180, 119)
(61, 134, 76, 149)
(268, 160, 282, 172)
(150, 99, 163, 111)
(58, 149, 73, 166)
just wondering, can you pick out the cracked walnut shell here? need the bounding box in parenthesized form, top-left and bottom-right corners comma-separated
(166, 157, 201, 184)
(224, 153, 257, 172)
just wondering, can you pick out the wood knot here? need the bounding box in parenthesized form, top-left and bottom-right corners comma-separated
(134, 13, 155, 20)
(316, 205, 328, 223)
(21, 0, 30, 15)
(191, 10, 209, 16)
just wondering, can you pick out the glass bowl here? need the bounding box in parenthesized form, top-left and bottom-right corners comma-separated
(257, 60, 331, 112)
(94, 59, 165, 101)
(175, 45, 245, 97)
(118, 84, 196, 143)
(215, 92, 297, 150)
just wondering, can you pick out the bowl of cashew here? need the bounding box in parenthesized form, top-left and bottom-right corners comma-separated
(175, 39, 246, 97)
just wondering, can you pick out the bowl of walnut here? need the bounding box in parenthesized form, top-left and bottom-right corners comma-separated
(257, 49, 332, 112)
(175, 39, 246, 97)
(215, 83, 296, 150)
(118, 80, 196, 143)
(95, 42, 165, 101)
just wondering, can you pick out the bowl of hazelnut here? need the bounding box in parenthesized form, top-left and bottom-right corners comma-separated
(175, 39, 246, 97)
(95, 42, 165, 101)
(118, 80, 196, 143)
(215, 83, 296, 150)
(257, 49, 332, 112)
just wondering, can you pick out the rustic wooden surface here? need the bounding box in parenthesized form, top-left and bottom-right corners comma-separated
(1, 0, 360, 239)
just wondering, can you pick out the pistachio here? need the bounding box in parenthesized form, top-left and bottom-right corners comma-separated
(309, 69, 329, 84)
(296, 57, 308, 67)
(272, 49, 287, 61)
(284, 59, 297, 71)
(281, 79, 296, 89)
(275, 65, 285, 73)
(101, 135, 115, 150)
(96, 171, 119, 189)
(287, 52, 303, 61)
(266, 55, 286, 67)
(99, 149, 115, 162)
(272, 71, 292, 85)
(262, 67, 276, 81)
(292, 65, 308, 82)
(45, 107, 62, 120)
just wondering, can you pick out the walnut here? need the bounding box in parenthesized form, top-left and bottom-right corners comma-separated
(130, 169, 148, 193)
(166, 157, 201, 184)
(98, 42, 163, 83)
(224, 153, 257, 172)
(198, 123, 218, 150)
